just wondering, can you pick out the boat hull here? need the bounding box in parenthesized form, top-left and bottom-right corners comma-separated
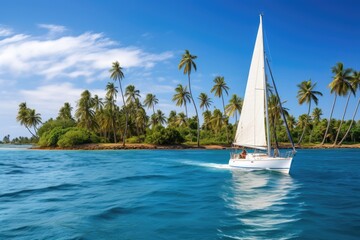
(228, 155, 293, 174)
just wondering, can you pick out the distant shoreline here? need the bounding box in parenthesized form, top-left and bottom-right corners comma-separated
(31, 143, 360, 150)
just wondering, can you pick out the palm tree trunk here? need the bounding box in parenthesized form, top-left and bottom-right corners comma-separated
(184, 102, 188, 118)
(221, 95, 229, 143)
(334, 94, 351, 145)
(321, 94, 337, 145)
(118, 80, 128, 146)
(298, 101, 311, 145)
(188, 74, 200, 147)
(112, 118, 117, 143)
(25, 126, 37, 138)
(339, 97, 360, 145)
(152, 106, 155, 115)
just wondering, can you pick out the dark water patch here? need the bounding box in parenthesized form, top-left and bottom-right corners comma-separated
(146, 189, 191, 198)
(122, 174, 171, 181)
(5, 169, 26, 174)
(0, 183, 81, 199)
(94, 206, 144, 220)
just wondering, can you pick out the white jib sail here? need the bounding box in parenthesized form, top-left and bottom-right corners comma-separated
(234, 15, 267, 150)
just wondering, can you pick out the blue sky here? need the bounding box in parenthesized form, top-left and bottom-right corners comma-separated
(0, 0, 359, 138)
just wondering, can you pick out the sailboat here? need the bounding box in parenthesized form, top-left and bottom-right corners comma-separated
(229, 15, 296, 174)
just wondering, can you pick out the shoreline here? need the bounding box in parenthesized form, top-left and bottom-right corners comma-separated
(31, 143, 360, 150)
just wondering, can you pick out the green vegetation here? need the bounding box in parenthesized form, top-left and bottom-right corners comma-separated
(13, 57, 360, 148)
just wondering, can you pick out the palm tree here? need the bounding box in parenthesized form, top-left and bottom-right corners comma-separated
(75, 90, 97, 130)
(58, 102, 73, 121)
(339, 71, 360, 145)
(210, 109, 225, 134)
(125, 85, 141, 104)
(110, 61, 128, 146)
(155, 110, 167, 126)
(144, 93, 159, 114)
(202, 110, 212, 130)
(296, 80, 323, 144)
(175, 112, 187, 127)
(172, 84, 191, 117)
(312, 107, 323, 124)
(93, 95, 104, 113)
(198, 93, 212, 111)
(105, 83, 118, 141)
(322, 62, 354, 144)
(27, 109, 42, 134)
(225, 94, 243, 123)
(286, 115, 297, 132)
(211, 76, 230, 142)
(168, 110, 177, 127)
(268, 95, 289, 148)
(334, 73, 357, 145)
(178, 50, 200, 147)
(16, 102, 37, 138)
(106, 82, 118, 100)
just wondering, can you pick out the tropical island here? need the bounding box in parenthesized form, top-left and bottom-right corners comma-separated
(8, 51, 360, 150)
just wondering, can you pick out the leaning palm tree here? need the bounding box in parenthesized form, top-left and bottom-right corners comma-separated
(172, 84, 191, 117)
(198, 93, 212, 111)
(225, 94, 243, 123)
(296, 80, 323, 144)
(322, 62, 354, 145)
(211, 76, 230, 142)
(144, 93, 159, 114)
(27, 109, 42, 135)
(339, 71, 360, 145)
(110, 61, 128, 146)
(333, 71, 357, 145)
(16, 103, 37, 137)
(178, 50, 200, 147)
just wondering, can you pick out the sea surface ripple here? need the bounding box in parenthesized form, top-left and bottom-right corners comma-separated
(0, 146, 359, 239)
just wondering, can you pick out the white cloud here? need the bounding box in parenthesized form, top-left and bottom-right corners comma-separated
(0, 26, 13, 37)
(0, 28, 173, 81)
(19, 82, 105, 115)
(38, 24, 67, 34)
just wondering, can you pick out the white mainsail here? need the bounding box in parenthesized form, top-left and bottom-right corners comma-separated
(234, 15, 267, 150)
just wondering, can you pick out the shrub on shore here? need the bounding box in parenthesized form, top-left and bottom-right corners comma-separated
(57, 128, 100, 148)
(145, 126, 185, 145)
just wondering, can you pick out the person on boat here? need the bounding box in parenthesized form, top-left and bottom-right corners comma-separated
(240, 149, 247, 158)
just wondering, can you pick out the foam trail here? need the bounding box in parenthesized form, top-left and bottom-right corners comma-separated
(180, 160, 232, 170)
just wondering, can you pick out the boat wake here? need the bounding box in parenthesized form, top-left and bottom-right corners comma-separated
(180, 160, 233, 170)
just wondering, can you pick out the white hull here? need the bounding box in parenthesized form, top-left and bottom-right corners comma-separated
(229, 153, 293, 174)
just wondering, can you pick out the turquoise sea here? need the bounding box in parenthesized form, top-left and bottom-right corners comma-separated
(0, 146, 359, 239)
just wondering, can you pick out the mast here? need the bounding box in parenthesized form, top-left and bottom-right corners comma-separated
(261, 15, 272, 156)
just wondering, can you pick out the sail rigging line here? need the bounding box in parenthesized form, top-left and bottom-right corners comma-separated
(265, 56, 296, 152)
